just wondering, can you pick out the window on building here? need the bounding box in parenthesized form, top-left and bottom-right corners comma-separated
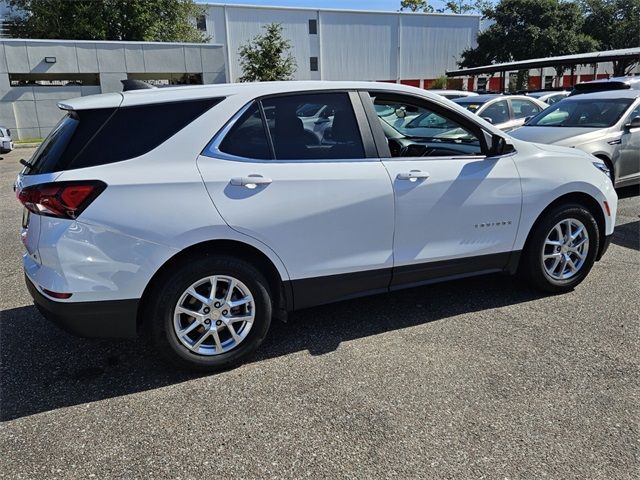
(196, 15, 207, 32)
(127, 73, 203, 86)
(9, 73, 100, 87)
(308, 19, 317, 34)
(310, 57, 318, 72)
(477, 78, 487, 91)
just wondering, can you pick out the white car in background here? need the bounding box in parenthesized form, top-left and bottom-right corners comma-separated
(526, 90, 570, 105)
(429, 89, 479, 100)
(16, 81, 617, 371)
(0, 126, 13, 153)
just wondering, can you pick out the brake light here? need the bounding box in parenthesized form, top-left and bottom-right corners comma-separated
(17, 181, 106, 219)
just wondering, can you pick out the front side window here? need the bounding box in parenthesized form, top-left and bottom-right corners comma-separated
(526, 98, 634, 128)
(480, 100, 510, 124)
(372, 94, 482, 157)
(511, 99, 541, 119)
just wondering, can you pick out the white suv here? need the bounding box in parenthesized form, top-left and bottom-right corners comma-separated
(16, 81, 617, 371)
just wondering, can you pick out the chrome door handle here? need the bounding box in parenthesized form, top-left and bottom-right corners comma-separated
(230, 175, 273, 187)
(397, 170, 430, 181)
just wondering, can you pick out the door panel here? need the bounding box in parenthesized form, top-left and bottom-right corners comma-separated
(383, 156, 521, 286)
(198, 92, 395, 307)
(199, 157, 395, 281)
(616, 104, 640, 182)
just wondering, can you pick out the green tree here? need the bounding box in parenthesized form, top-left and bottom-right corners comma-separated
(580, 0, 640, 75)
(400, 0, 432, 12)
(238, 23, 297, 82)
(459, 0, 598, 77)
(7, 0, 208, 42)
(440, 1, 492, 14)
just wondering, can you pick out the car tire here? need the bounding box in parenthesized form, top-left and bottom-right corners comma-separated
(520, 203, 600, 293)
(147, 254, 272, 372)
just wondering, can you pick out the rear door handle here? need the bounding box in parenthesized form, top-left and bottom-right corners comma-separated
(397, 170, 430, 181)
(230, 175, 273, 187)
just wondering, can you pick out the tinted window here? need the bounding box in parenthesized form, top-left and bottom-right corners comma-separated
(262, 93, 365, 160)
(511, 99, 541, 119)
(219, 102, 271, 160)
(373, 95, 482, 157)
(527, 98, 634, 127)
(481, 100, 510, 124)
(26, 98, 221, 174)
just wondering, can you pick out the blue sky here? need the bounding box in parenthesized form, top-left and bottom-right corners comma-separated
(197, 1, 462, 11)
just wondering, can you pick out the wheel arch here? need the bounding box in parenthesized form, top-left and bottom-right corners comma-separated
(593, 153, 615, 182)
(522, 191, 607, 263)
(137, 239, 291, 331)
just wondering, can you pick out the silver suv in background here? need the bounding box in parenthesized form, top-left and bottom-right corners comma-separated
(0, 126, 13, 153)
(510, 89, 640, 187)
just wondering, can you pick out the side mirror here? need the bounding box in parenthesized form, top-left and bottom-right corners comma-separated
(489, 135, 515, 156)
(482, 116, 494, 124)
(395, 108, 406, 119)
(524, 115, 533, 124)
(624, 116, 640, 130)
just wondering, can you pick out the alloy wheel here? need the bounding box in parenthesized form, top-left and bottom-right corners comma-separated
(173, 275, 255, 355)
(541, 218, 590, 281)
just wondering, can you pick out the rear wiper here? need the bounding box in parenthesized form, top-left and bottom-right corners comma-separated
(19, 158, 34, 169)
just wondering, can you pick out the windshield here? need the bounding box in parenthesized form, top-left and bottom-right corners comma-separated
(527, 98, 634, 127)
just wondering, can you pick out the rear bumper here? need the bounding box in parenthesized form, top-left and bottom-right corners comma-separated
(25, 275, 138, 338)
(596, 234, 612, 261)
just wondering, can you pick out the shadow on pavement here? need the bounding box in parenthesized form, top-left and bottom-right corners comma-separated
(0, 273, 545, 422)
(617, 185, 639, 199)
(611, 220, 639, 251)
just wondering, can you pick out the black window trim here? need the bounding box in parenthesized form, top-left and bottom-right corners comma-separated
(359, 90, 493, 160)
(203, 89, 378, 163)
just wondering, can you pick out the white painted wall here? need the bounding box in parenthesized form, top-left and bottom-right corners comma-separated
(204, 4, 481, 83)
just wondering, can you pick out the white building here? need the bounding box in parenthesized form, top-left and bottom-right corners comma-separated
(0, 39, 226, 139)
(201, 3, 483, 85)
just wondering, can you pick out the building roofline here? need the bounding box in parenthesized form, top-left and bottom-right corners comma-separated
(0, 38, 225, 47)
(446, 47, 640, 76)
(203, 2, 481, 18)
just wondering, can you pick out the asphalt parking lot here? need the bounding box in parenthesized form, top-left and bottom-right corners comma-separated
(0, 147, 638, 479)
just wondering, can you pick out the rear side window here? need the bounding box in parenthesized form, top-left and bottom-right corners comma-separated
(262, 93, 364, 160)
(25, 98, 222, 175)
(213, 93, 365, 161)
(481, 100, 510, 124)
(511, 99, 541, 119)
(219, 102, 272, 160)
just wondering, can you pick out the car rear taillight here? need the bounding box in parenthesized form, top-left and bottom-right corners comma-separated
(17, 181, 106, 219)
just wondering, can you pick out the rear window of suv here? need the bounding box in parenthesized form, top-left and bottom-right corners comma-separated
(25, 97, 222, 175)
